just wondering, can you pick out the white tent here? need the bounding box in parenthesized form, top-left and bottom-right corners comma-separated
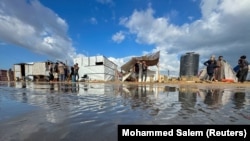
(246, 66, 250, 81)
(74, 56, 118, 82)
(198, 61, 237, 82)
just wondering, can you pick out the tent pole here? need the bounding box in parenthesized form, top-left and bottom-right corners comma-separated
(157, 63, 160, 82)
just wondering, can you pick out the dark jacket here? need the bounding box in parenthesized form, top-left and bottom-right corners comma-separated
(134, 63, 140, 73)
(238, 58, 249, 69)
(204, 60, 218, 74)
(142, 63, 147, 72)
(70, 66, 75, 76)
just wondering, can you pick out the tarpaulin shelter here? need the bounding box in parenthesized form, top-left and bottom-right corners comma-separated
(120, 51, 160, 82)
(121, 51, 160, 72)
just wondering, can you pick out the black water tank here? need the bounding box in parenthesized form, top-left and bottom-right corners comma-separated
(179, 52, 199, 77)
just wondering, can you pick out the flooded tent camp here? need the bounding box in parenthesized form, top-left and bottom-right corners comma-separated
(1, 52, 249, 141)
(0, 81, 249, 141)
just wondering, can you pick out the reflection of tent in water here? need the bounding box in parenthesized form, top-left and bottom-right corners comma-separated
(121, 51, 160, 82)
(197, 89, 233, 106)
(198, 61, 237, 82)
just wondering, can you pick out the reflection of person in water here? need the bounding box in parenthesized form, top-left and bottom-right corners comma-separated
(83, 84, 88, 91)
(204, 89, 223, 108)
(131, 85, 147, 99)
(22, 92, 28, 103)
(127, 85, 159, 116)
(22, 82, 26, 88)
(61, 83, 70, 92)
(134, 85, 139, 99)
(233, 92, 245, 109)
(50, 83, 54, 91)
(141, 85, 147, 97)
(71, 83, 79, 93)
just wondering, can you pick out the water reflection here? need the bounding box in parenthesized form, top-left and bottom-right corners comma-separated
(179, 86, 197, 110)
(0, 82, 249, 141)
(0, 82, 249, 114)
(127, 85, 148, 98)
(203, 89, 224, 109)
(83, 84, 88, 91)
(47, 83, 80, 94)
(22, 92, 28, 103)
(233, 91, 245, 109)
(21, 82, 26, 88)
(125, 84, 160, 116)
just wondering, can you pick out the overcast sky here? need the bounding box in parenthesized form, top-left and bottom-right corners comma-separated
(0, 0, 249, 76)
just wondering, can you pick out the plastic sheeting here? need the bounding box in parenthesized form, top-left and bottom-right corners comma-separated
(223, 62, 237, 82)
(121, 51, 160, 72)
(199, 61, 237, 82)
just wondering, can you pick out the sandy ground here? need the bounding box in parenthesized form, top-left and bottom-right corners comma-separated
(1, 80, 250, 88)
(82, 79, 250, 87)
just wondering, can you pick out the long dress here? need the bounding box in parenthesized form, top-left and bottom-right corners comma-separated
(214, 60, 225, 81)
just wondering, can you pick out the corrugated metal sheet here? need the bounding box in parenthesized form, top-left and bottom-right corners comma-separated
(0, 70, 8, 81)
(0, 70, 15, 81)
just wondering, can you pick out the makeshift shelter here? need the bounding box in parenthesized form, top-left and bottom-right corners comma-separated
(0, 69, 14, 81)
(120, 51, 160, 82)
(198, 61, 237, 82)
(14, 62, 34, 81)
(73, 55, 118, 82)
(13, 61, 54, 81)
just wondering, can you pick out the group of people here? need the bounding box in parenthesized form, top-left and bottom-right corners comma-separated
(203, 55, 249, 83)
(134, 60, 148, 82)
(48, 62, 80, 83)
(203, 55, 224, 82)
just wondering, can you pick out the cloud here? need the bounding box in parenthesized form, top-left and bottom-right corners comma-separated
(117, 0, 250, 76)
(0, 0, 77, 64)
(90, 17, 98, 24)
(112, 31, 125, 43)
(200, 0, 219, 18)
(0, 42, 6, 46)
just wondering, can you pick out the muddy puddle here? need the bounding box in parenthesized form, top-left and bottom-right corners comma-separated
(0, 81, 249, 141)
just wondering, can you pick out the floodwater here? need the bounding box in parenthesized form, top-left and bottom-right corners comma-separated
(0, 81, 249, 141)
